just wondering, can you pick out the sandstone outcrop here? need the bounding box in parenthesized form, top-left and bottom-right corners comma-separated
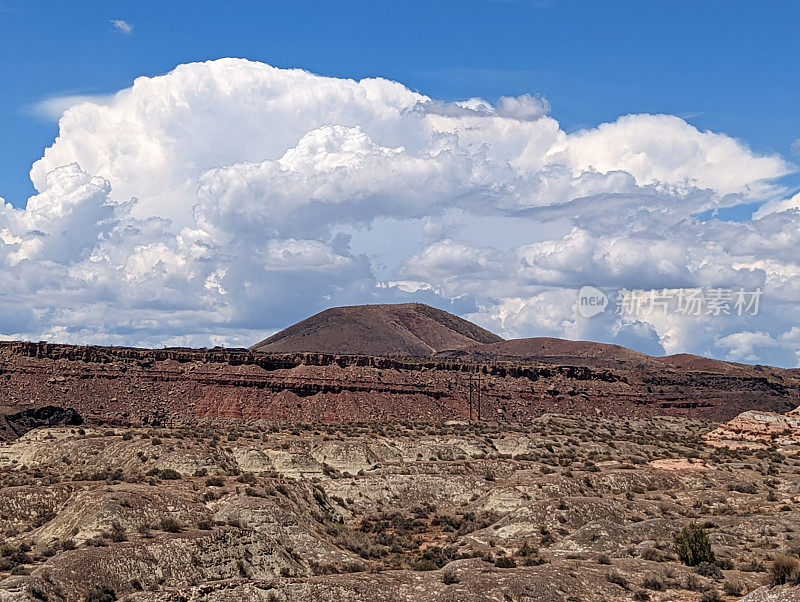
(705, 407, 800, 449)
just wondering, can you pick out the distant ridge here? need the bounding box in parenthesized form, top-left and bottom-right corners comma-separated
(250, 303, 503, 357)
(435, 337, 650, 367)
(435, 337, 748, 373)
(251, 303, 784, 379)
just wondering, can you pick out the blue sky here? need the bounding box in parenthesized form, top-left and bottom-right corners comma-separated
(1, 0, 799, 207)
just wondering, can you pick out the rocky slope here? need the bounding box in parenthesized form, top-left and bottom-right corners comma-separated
(434, 336, 653, 367)
(0, 415, 798, 600)
(250, 303, 502, 357)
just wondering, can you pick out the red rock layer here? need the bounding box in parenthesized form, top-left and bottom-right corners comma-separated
(0, 341, 798, 437)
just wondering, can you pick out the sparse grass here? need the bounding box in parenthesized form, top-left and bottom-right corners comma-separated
(158, 517, 182, 533)
(411, 546, 457, 571)
(83, 587, 116, 601)
(607, 570, 628, 589)
(494, 555, 516, 568)
(700, 590, 722, 602)
(642, 574, 663, 591)
(770, 555, 800, 585)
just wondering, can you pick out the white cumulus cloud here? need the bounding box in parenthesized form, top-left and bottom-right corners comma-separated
(2, 58, 799, 365)
(30, 94, 116, 122)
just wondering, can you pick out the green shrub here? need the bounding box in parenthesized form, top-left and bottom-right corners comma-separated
(675, 523, 715, 566)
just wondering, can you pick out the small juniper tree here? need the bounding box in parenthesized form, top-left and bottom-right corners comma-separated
(675, 523, 715, 566)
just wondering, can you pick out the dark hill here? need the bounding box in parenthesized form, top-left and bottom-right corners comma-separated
(250, 303, 503, 357)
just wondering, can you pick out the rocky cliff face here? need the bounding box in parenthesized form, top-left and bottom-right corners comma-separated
(1, 341, 799, 438)
(0, 407, 83, 441)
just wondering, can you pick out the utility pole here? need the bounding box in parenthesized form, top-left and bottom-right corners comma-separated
(467, 371, 483, 422)
(468, 374, 473, 421)
(476, 372, 481, 422)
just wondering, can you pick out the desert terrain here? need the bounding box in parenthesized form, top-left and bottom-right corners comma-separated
(0, 413, 798, 600)
(0, 304, 798, 601)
